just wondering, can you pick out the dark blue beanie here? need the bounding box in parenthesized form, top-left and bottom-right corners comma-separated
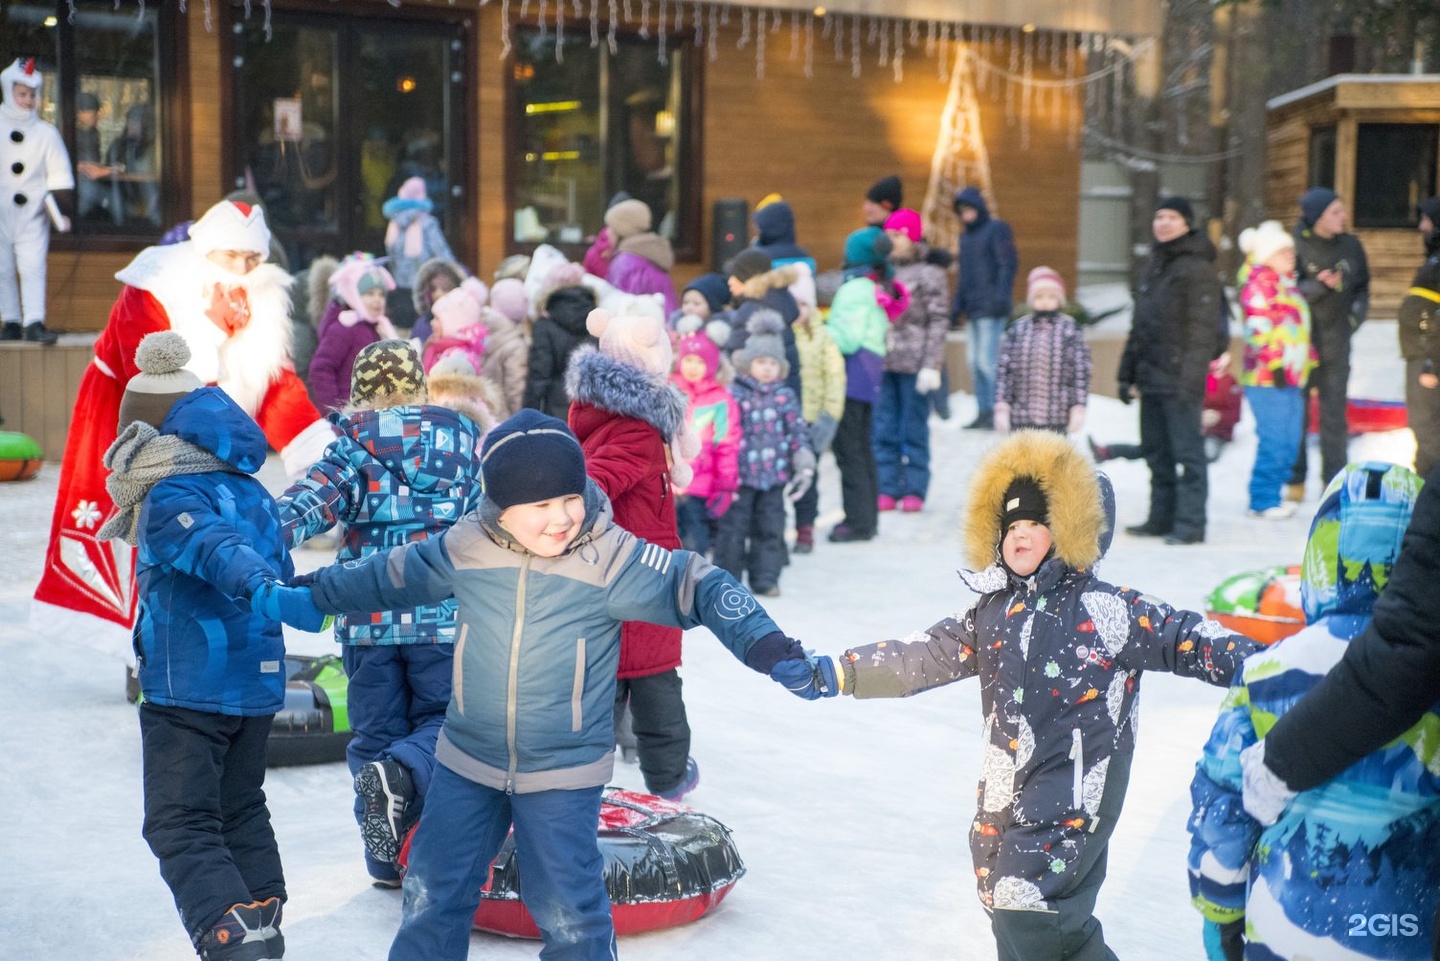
(683, 273, 731, 314)
(1299, 187, 1339, 228)
(481, 410, 587, 511)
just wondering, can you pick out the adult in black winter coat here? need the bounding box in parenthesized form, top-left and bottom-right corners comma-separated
(1243, 462, 1440, 958)
(523, 284, 598, 419)
(1289, 187, 1370, 495)
(1398, 197, 1440, 477)
(1117, 197, 1225, 545)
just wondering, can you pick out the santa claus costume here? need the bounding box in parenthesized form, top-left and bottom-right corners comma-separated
(33, 199, 335, 655)
(0, 57, 73, 344)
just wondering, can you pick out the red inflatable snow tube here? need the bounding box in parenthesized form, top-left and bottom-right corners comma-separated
(398, 787, 745, 938)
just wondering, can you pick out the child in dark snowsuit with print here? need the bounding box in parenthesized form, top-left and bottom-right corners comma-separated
(806, 430, 1259, 961)
(276, 339, 485, 887)
(565, 305, 703, 800)
(101, 331, 327, 960)
(713, 312, 814, 596)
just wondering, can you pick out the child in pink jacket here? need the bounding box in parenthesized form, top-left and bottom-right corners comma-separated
(671, 315, 740, 556)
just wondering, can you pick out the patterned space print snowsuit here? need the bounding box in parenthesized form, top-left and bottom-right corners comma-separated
(839, 431, 1258, 960)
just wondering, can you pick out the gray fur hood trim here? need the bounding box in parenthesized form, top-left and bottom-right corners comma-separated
(564, 345, 687, 443)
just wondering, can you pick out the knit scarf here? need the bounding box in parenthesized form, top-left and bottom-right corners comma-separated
(98, 421, 237, 546)
(338, 306, 401, 341)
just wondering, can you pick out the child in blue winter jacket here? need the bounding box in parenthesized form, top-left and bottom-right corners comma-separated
(277, 339, 485, 887)
(713, 311, 814, 596)
(1187, 461, 1439, 961)
(266, 409, 825, 961)
(799, 430, 1257, 961)
(100, 331, 326, 961)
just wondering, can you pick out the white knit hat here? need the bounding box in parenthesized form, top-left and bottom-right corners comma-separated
(1239, 220, 1294, 268)
(118, 331, 204, 428)
(188, 200, 272, 258)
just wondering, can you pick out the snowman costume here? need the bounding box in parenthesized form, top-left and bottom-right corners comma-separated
(0, 57, 72, 340)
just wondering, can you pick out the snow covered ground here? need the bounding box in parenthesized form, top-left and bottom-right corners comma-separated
(0, 321, 1415, 960)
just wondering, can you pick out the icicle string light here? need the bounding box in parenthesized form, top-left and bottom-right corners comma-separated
(639, 0, 649, 38)
(737, 7, 750, 49)
(501, 0, 512, 56)
(590, 0, 599, 47)
(708, 4, 719, 61)
(608, 0, 619, 53)
(790, 10, 800, 62)
(658, 0, 668, 63)
(804, 12, 813, 78)
(755, 9, 765, 77)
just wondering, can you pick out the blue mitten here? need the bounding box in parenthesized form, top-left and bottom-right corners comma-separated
(769, 654, 841, 700)
(250, 578, 328, 632)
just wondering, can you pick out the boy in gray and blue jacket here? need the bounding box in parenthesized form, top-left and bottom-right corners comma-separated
(268, 409, 825, 961)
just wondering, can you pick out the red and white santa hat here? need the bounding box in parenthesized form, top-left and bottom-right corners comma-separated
(188, 199, 272, 258)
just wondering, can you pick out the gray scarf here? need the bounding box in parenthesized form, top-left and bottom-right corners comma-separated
(98, 421, 237, 546)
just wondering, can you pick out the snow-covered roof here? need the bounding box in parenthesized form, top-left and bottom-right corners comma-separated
(1267, 73, 1440, 111)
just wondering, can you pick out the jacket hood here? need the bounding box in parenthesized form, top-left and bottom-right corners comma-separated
(616, 232, 676, 271)
(1156, 230, 1217, 263)
(1300, 462, 1423, 624)
(738, 264, 800, 302)
(477, 477, 611, 554)
(754, 201, 798, 247)
(545, 285, 600, 336)
(412, 258, 465, 314)
(331, 403, 480, 494)
(962, 430, 1108, 572)
(159, 387, 269, 474)
(953, 187, 990, 226)
(565, 346, 688, 443)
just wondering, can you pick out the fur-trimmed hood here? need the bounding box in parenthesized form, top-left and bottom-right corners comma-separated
(565, 345, 699, 487)
(737, 264, 799, 302)
(962, 430, 1108, 573)
(565, 346, 687, 442)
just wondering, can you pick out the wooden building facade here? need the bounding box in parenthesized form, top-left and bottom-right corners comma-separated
(3, 0, 1157, 454)
(1266, 74, 1440, 317)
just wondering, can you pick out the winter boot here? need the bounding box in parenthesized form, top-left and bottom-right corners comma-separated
(963, 410, 994, 430)
(793, 525, 814, 554)
(657, 757, 700, 802)
(22, 322, 58, 345)
(1284, 483, 1305, 503)
(196, 898, 283, 961)
(0, 322, 20, 341)
(355, 759, 415, 866)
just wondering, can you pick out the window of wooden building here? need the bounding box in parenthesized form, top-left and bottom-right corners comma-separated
(228, 11, 469, 270)
(2, 1, 183, 242)
(508, 26, 700, 262)
(1354, 123, 1439, 229)
(1307, 125, 1336, 192)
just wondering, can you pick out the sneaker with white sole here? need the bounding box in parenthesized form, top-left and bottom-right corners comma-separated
(1248, 503, 1297, 520)
(355, 760, 415, 866)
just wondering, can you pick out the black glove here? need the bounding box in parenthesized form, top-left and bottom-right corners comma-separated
(1117, 382, 1134, 406)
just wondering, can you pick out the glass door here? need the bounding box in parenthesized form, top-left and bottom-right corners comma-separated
(230, 11, 465, 269)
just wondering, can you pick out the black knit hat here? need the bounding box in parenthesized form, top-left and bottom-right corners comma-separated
(866, 175, 903, 210)
(1155, 195, 1194, 228)
(1000, 476, 1049, 532)
(724, 248, 773, 283)
(481, 410, 588, 511)
(1299, 187, 1339, 228)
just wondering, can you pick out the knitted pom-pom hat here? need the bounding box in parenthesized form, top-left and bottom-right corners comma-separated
(1026, 266, 1066, 308)
(351, 339, 427, 405)
(118, 331, 205, 429)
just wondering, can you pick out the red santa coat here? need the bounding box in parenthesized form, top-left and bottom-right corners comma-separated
(569, 401, 684, 678)
(33, 244, 331, 653)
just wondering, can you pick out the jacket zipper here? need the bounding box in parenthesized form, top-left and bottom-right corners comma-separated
(571, 637, 586, 732)
(452, 622, 469, 715)
(1069, 728, 1084, 810)
(505, 555, 531, 794)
